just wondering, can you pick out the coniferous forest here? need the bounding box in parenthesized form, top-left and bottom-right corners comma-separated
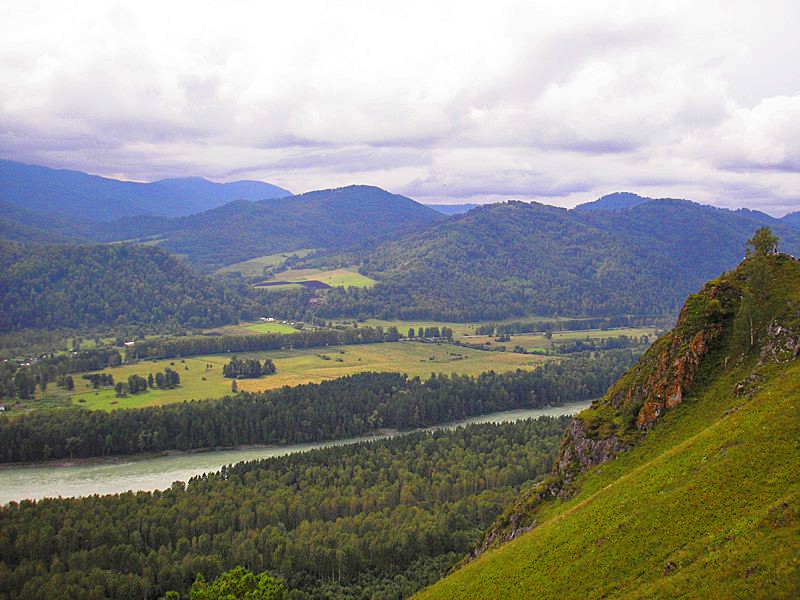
(0, 418, 568, 599)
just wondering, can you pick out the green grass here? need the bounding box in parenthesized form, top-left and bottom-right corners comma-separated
(468, 327, 658, 351)
(214, 249, 316, 277)
(417, 358, 800, 598)
(257, 267, 376, 289)
(29, 341, 550, 412)
(241, 321, 300, 334)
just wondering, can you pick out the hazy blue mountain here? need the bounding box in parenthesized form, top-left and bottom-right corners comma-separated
(0, 160, 290, 221)
(424, 203, 481, 215)
(782, 211, 800, 231)
(574, 191, 650, 211)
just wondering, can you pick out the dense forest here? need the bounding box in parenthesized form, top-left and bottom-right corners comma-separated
(0, 350, 635, 462)
(0, 418, 568, 599)
(0, 241, 264, 332)
(309, 199, 800, 321)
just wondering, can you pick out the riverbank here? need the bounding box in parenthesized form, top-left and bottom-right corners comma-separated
(0, 400, 592, 504)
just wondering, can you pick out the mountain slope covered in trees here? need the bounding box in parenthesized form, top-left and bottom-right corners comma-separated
(573, 191, 650, 211)
(418, 249, 800, 598)
(0, 241, 261, 332)
(0, 159, 290, 221)
(315, 199, 800, 320)
(94, 185, 447, 271)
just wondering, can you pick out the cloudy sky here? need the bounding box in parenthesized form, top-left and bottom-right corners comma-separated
(1, 1, 799, 215)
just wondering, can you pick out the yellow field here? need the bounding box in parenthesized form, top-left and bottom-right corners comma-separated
(35, 341, 549, 412)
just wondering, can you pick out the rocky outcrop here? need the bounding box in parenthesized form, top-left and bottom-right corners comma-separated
(633, 322, 721, 429)
(554, 419, 629, 481)
(470, 254, 800, 563)
(760, 322, 800, 364)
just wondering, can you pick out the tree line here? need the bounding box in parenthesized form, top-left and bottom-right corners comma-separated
(0, 418, 568, 599)
(0, 350, 635, 463)
(124, 326, 402, 361)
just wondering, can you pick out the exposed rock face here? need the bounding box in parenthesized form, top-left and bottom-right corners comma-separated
(554, 419, 628, 481)
(760, 322, 800, 364)
(633, 321, 721, 429)
(469, 515, 536, 560)
(470, 255, 800, 562)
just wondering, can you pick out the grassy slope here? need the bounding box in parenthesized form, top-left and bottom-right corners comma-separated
(259, 267, 377, 288)
(213, 249, 315, 277)
(419, 359, 799, 598)
(418, 260, 800, 598)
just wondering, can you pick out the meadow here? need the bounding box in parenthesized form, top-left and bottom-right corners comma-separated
(256, 266, 376, 289)
(33, 341, 550, 412)
(213, 249, 315, 278)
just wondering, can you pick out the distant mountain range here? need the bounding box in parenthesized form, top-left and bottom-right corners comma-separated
(0, 160, 291, 220)
(2, 160, 799, 323)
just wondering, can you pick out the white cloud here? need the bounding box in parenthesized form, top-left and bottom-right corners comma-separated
(0, 0, 798, 215)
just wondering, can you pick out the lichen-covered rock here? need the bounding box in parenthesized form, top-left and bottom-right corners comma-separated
(554, 419, 628, 482)
(760, 321, 800, 364)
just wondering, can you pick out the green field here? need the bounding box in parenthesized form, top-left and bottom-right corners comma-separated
(467, 327, 658, 351)
(214, 249, 315, 278)
(257, 267, 376, 289)
(200, 320, 302, 336)
(418, 358, 800, 599)
(27, 341, 550, 412)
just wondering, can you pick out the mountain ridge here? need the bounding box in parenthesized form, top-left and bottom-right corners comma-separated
(0, 159, 291, 221)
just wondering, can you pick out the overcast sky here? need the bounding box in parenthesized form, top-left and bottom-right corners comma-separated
(1, 1, 799, 215)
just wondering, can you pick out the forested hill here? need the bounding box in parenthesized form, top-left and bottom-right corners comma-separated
(573, 191, 649, 211)
(0, 241, 261, 332)
(315, 199, 800, 321)
(0, 159, 290, 220)
(95, 185, 448, 271)
(418, 250, 800, 598)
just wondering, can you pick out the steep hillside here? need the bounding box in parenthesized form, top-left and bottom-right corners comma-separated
(99, 185, 447, 271)
(418, 251, 800, 598)
(0, 241, 262, 332)
(318, 199, 800, 321)
(0, 159, 290, 221)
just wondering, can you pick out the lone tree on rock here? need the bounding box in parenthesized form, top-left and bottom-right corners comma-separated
(746, 227, 779, 257)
